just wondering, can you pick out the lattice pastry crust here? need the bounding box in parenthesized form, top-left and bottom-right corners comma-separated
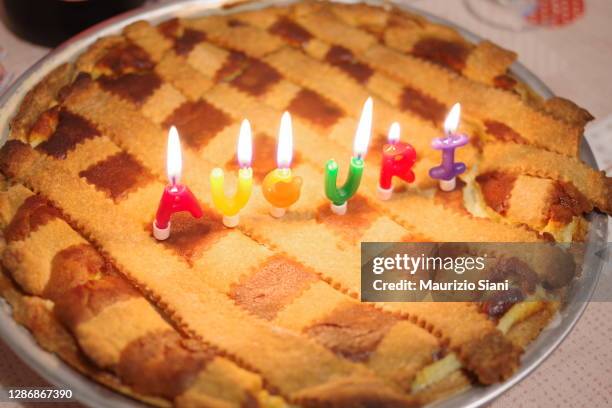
(0, 1, 609, 407)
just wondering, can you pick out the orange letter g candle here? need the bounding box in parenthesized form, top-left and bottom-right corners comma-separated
(263, 112, 302, 218)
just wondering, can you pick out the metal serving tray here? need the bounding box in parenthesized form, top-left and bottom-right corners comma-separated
(0, 1, 607, 407)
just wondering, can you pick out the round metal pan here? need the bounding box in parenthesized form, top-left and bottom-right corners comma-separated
(0, 1, 607, 407)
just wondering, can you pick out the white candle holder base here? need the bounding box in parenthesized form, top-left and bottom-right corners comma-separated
(270, 207, 286, 218)
(376, 185, 393, 201)
(223, 214, 240, 228)
(153, 221, 170, 241)
(439, 178, 456, 192)
(331, 202, 347, 215)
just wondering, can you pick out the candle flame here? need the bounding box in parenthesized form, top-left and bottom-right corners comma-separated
(277, 111, 293, 169)
(167, 126, 182, 185)
(444, 102, 461, 134)
(388, 122, 400, 144)
(237, 119, 253, 168)
(353, 97, 373, 158)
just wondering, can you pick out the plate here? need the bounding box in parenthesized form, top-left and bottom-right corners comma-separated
(0, 1, 607, 407)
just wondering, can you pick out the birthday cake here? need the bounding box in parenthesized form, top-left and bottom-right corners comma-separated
(0, 1, 610, 407)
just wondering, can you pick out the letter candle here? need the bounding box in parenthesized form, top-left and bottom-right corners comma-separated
(325, 97, 373, 215)
(210, 119, 253, 228)
(376, 122, 417, 200)
(262, 112, 302, 218)
(153, 126, 203, 241)
(429, 103, 469, 192)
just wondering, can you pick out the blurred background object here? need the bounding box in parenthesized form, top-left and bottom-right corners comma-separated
(526, 0, 585, 26)
(1, 0, 146, 47)
(464, 0, 539, 31)
(464, 0, 585, 31)
(0, 45, 10, 95)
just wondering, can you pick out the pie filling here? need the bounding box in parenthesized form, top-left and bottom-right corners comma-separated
(399, 169, 575, 391)
(412, 295, 551, 392)
(465, 170, 583, 241)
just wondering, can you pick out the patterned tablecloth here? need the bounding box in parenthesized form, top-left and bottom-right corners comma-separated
(0, 0, 610, 407)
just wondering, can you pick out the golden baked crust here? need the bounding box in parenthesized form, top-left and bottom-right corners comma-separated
(0, 1, 608, 407)
(10, 64, 76, 143)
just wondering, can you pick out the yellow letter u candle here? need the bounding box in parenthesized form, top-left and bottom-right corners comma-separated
(210, 119, 253, 228)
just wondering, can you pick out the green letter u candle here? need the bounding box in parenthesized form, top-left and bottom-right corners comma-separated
(324, 97, 373, 215)
(325, 157, 364, 209)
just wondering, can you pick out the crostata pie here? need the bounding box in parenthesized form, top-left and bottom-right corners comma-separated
(0, 1, 610, 407)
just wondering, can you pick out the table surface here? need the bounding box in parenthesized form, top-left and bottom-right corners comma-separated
(0, 0, 610, 407)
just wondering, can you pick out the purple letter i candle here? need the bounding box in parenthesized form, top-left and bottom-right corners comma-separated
(429, 103, 469, 191)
